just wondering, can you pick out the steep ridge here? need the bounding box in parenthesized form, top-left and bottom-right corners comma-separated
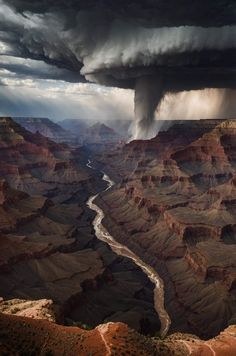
(0, 117, 161, 335)
(96, 119, 236, 339)
(1, 310, 236, 355)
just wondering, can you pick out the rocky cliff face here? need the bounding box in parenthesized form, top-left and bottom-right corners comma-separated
(97, 119, 236, 339)
(0, 117, 90, 197)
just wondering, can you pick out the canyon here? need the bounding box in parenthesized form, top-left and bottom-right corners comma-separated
(96, 119, 236, 340)
(0, 117, 160, 335)
(1, 117, 236, 354)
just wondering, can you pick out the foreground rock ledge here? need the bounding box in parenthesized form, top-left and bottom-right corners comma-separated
(0, 309, 236, 355)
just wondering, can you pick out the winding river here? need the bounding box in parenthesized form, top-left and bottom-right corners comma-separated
(86, 159, 171, 337)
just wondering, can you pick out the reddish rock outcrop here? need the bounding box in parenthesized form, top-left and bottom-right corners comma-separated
(1, 310, 236, 355)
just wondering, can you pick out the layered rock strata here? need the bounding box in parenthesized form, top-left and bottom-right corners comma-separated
(97, 119, 236, 338)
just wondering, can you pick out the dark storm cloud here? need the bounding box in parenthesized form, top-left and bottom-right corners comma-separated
(3, 0, 236, 74)
(0, 56, 84, 83)
(1, 0, 236, 137)
(6, 0, 236, 27)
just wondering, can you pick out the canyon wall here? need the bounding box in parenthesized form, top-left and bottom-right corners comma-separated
(97, 119, 236, 339)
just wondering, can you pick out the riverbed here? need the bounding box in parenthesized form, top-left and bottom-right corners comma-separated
(86, 160, 170, 336)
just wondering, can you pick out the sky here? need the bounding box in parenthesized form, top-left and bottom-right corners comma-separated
(0, 55, 134, 122)
(0, 0, 135, 122)
(0, 68, 134, 122)
(0, 0, 235, 135)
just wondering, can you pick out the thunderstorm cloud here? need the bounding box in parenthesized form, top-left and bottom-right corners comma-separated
(0, 0, 236, 137)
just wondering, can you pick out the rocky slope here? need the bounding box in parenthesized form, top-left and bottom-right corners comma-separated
(0, 117, 160, 334)
(96, 119, 236, 339)
(1, 309, 236, 355)
(0, 117, 88, 197)
(0, 298, 58, 322)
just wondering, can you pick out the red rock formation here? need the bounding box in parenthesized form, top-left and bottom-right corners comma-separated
(1, 309, 236, 355)
(0, 117, 89, 196)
